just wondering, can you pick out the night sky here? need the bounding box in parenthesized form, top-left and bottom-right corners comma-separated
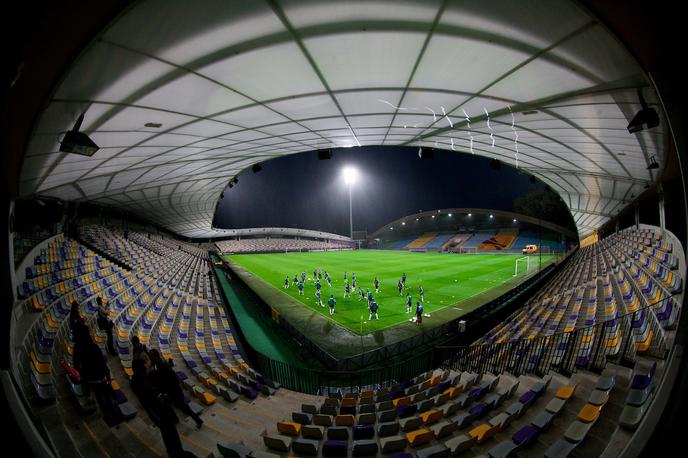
(214, 146, 544, 236)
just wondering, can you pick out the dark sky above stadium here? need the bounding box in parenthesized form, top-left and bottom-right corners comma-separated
(214, 146, 544, 236)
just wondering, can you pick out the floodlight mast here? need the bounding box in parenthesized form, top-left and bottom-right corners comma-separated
(342, 167, 358, 239)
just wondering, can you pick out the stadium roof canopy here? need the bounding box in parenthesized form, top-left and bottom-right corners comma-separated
(20, 0, 666, 239)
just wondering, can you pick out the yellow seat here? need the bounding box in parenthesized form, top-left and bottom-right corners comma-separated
(277, 421, 302, 436)
(444, 387, 461, 399)
(32, 296, 44, 311)
(123, 367, 133, 377)
(556, 385, 577, 400)
(335, 414, 355, 426)
(393, 396, 411, 407)
(469, 423, 499, 444)
(406, 428, 434, 447)
(577, 403, 601, 423)
(420, 409, 443, 425)
(63, 338, 73, 355)
(110, 380, 120, 390)
(430, 375, 441, 386)
(636, 330, 654, 352)
(197, 391, 217, 406)
(31, 352, 50, 374)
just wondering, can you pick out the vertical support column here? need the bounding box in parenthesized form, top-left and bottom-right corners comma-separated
(658, 185, 666, 235)
(635, 205, 640, 230)
(615, 220, 619, 234)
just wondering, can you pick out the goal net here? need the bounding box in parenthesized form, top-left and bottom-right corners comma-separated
(514, 256, 531, 276)
(458, 247, 478, 254)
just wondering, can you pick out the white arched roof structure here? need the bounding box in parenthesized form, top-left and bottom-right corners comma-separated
(20, 0, 666, 238)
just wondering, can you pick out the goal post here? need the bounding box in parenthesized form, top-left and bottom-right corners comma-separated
(459, 247, 478, 254)
(514, 256, 530, 276)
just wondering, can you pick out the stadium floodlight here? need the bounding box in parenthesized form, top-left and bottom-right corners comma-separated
(513, 219, 517, 222)
(448, 213, 452, 217)
(342, 166, 358, 238)
(489, 214, 494, 218)
(402, 222, 406, 225)
(342, 166, 358, 185)
(432, 215, 435, 219)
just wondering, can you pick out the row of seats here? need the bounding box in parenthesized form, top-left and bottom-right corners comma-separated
(216, 237, 354, 254)
(477, 227, 683, 368)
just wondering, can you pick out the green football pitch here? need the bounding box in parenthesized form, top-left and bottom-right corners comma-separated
(223, 250, 551, 335)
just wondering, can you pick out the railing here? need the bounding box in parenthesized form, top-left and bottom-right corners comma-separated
(438, 294, 672, 377)
(250, 293, 674, 394)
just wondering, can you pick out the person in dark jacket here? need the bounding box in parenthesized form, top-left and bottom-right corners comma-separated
(72, 323, 120, 425)
(96, 296, 117, 356)
(69, 300, 84, 333)
(130, 358, 191, 458)
(148, 349, 203, 428)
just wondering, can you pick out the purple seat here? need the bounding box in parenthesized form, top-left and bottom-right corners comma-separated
(518, 391, 536, 406)
(471, 402, 493, 418)
(512, 425, 539, 446)
(631, 362, 657, 390)
(397, 403, 417, 418)
(340, 406, 356, 415)
(323, 440, 348, 457)
(352, 424, 374, 440)
(240, 386, 258, 399)
(112, 390, 128, 404)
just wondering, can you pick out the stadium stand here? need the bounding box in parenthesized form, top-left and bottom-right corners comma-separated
(478, 229, 519, 251)
(424, 233, 456, 250)
(215, 238, 354, 254)
(462, 231, 497, 249)
(442, 234, 474, 252)
(405, 233, 438, 250)
(10, 222, 681, 457)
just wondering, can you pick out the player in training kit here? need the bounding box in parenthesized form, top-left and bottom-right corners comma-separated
(301, 271, 306, 283)
(369, 301, 379, 320)
(326, 273, 332, 287)
(344, 281, 351, 298)
(318, 270, 322, 280)
(374, 277, 380, 293)
(352, 276, 356, 289)
(344, 271, 347, 281)
(419, 285, 424, 302)
(406, 292, 413, 313)
(398, 279, 403, 296)
(358, 287, 364, 301)
(415, 302, 423, 324)
(313, 269, 317, 280)
(367, 289, 373, 305)
(284, 276, 290, 288)
(298, 281, 304, 295)
(316, 289, 323, 306)
(328, 295, 337, 315)
(293, 275, 298, 285)
(316, 279, 321, 293)
(402, 272, 407, 286)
